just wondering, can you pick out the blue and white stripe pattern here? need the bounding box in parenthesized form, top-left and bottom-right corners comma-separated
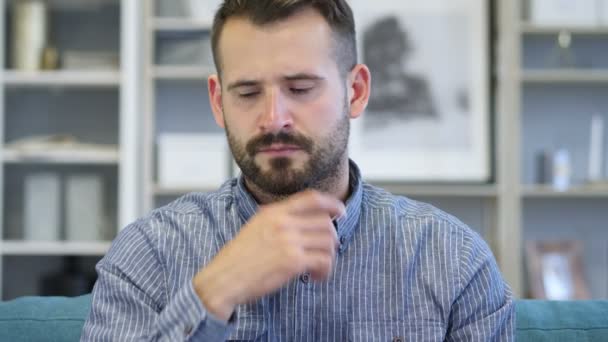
(82, 160, 514, 341)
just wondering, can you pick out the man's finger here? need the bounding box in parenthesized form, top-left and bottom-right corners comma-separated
(284, 190, 346, 219)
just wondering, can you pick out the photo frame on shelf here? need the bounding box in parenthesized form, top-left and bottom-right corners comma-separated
(349, 0, 490, 181)
(525, 240, 590, 300)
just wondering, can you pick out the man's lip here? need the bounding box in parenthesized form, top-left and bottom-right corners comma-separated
(258, 145, 302, 152)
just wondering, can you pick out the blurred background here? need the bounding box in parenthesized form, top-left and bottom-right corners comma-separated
(0, 0, 607, 302)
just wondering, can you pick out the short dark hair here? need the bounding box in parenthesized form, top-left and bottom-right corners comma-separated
(211, 0, 357, 77)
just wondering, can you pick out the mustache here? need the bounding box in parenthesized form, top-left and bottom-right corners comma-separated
(246, 131, 313, 156)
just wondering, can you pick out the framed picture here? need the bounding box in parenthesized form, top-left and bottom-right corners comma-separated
(525, 240, 590, 300)
(349, 0, 490, 181)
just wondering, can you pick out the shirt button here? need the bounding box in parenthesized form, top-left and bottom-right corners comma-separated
(392, 337, 403, 342)
(300, 273, 310, 284)
(339, 236, 346, 245)
(184, 325, 193, 336)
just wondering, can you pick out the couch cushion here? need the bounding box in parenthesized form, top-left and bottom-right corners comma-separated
(516, 300, 608, 342)
(0, 294, 91, 342)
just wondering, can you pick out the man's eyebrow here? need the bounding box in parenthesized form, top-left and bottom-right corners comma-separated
(283, 73, 325, 81)
(227, 80, 260, 92)
(226, 74, 324, 91)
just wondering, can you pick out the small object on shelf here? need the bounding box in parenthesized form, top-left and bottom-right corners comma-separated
(156, 33, 213, 66)
(529, 0, 599, 27)
(41, 46, 59, 70)
(525, 240, 590, 300)
(535, 150, 553, 185)
(552, 149, 572, 192)
(588, 114, 605, 183)
(157, 133, 228, 189)
(546, 30, 578, 68)
(62, 51, 120, 70)
(66, 174, 106, 241)
(11, 0, 48, 70)
(23, 173, 61, 241)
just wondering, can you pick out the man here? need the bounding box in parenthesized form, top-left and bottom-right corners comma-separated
(82, 1, 514, 341)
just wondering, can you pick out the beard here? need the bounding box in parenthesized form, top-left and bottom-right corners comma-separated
(225, 102, 350, 197)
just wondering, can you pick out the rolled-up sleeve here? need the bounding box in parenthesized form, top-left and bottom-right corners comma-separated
(80, 220, 236, 341)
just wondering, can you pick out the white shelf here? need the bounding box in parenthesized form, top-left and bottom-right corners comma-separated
(522, 185, 608, 198)
(521, 70, 608, 83)
(369, 183, 499, 198)
(521, 23, 608, 35)
(0, 241, 111, 256)
(154, 184, 218, 196)
(38, 0, 118, 10)
(153, 66, 215, 80)
(2, 148, 120, 165)
(153, 17, 212, 31)
(2, 70, 121, 88)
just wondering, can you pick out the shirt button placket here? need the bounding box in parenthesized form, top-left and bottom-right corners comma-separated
(338, 236, 347, 254)
(184, 325, 193, 336)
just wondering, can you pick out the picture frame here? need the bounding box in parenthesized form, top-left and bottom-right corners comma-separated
(348, 0, 491, 182)
(525, 240, 590, 300)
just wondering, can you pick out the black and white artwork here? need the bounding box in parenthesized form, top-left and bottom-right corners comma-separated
(363, 16, 439, 124)
(349, 0, 490, 181)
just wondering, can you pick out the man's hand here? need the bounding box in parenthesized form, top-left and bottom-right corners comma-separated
(192, 190, 345, 321)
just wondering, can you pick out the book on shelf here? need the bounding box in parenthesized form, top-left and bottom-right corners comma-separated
(12, 0, 48, 71)
(24, 173, 61, 241)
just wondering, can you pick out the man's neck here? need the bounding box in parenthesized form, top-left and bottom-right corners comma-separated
(243, 158, 351, 205)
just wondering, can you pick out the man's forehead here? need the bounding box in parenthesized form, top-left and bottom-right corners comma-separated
(220, 6, 331, 39)
(217, 8, 337, 78)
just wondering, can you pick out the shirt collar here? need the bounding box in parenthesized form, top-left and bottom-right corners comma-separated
(233, 159, 363, 250)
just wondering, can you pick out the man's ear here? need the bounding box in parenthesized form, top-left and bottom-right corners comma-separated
(208, 74, 225, 129)
(346, 64, 371, 119)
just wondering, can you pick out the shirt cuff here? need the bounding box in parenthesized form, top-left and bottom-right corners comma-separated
(185, 279, 237, 341)
(162, 279, 236, 341)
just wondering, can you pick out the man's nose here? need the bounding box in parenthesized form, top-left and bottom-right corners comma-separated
(259, 88, 292, 133)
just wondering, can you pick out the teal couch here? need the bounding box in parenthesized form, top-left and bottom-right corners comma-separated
(1, 295, 607, 341)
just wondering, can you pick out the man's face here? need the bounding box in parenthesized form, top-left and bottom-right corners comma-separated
(215, 8, 351, 196)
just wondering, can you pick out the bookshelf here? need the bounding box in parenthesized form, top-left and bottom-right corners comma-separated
(153, 65, 215, 80)
(3, 70, 121, 87)
(153, 17, 212, 31)
(513, 0, 608, 298)
(520, 23, 608, 35)
(521, 70, 608, 83)
(0, 0, 141, 300)
(141, 0, 229, 213)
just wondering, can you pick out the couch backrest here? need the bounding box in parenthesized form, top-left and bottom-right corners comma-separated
(2, 295, 608, 341)
(0, 294, 91, 342)
(516, 299, 608, 341)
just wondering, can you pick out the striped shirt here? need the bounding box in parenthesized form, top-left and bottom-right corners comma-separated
(82, 160, 514, 341)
